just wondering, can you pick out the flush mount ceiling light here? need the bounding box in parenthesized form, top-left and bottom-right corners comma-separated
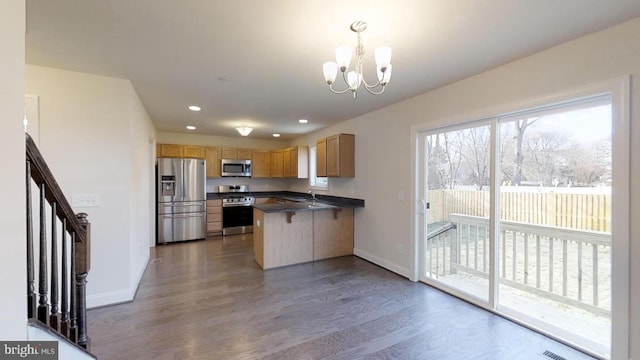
(186, 125, 196, 130)
(323, 20, 392, 99)
(188, 105, 201, 111)
(298, 119, 308, 124)
(235, 125, 253, 136)
(272, 133, 281, 138)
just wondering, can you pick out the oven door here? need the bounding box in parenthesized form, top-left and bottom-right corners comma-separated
(222, 205, 254, 235)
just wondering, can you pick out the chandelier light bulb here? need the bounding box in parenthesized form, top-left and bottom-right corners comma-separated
(335, 46, 352, 71)
(375, 46, 392, 71)
(347, 71, 361, 90)
(323, 62, 338, 84)
(377, 64, 392, 85)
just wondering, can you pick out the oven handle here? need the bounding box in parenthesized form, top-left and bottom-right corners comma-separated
(222, 204, 254, 208)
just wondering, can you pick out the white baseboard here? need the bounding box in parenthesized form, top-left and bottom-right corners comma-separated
(86, 288, 131, 309)
(353, 248, 411, 279)
(87, 251, 149, 309)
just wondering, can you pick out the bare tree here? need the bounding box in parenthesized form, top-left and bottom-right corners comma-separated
(427, 132, 463, 189)
(461, 126, 490, 190)
(512, 117, 538, 185)
(523, 131, 567, 185)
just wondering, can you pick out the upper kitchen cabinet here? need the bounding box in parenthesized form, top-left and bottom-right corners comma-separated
(252, 150, 271, 178)
(283, 148, 291, 177)
(316, 138, 327, 177)
(205, 147, 221, 178)
(221, 148, 237, 159)
(157, 143, 205, 159)
(289, 146, 309, 179)
(157, 143, 184, 158)
(237, 149, 252, 160)
(318, 134, 354, 178)
(222, 147, 251, 160)
(270, 149, 284, 178)
(183, 145, 205, 159)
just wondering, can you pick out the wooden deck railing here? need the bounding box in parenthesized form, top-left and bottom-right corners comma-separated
(25, 133, 91, 349)
(426, 213, 611, 317)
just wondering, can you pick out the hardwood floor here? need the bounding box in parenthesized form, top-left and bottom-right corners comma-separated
(88, 235, 594, 360)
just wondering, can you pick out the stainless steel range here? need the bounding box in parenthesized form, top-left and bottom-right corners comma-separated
(219, 185, 255, 236)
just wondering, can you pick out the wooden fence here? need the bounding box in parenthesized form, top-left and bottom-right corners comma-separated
(428, 189, 611, 232)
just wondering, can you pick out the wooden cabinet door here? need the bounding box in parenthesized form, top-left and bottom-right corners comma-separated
(290, 147, 298, 178)
(158, 143, 184, 158)
(316, 138, 327, 177)
(326, 135, 340, 177)
(206, 199, 223, 235)
(221, 148, 237, 159)
(237, 149, 252, 160)
(283, 148, 291, 177)
(251, 150, 271, 177)
(325, 134, 355, 178)
(205, 147, 221, 178)
(184, 145, 205, 159)
(270, 150, 284, 177)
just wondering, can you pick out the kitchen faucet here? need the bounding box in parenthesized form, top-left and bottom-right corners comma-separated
(308, 189, 316, 204)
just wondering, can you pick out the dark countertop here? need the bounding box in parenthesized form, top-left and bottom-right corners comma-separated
(253, 201, 338, 213)
(207, 191, 365, 209)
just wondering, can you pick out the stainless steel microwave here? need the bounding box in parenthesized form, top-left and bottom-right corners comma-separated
(221, 159, 252, 177)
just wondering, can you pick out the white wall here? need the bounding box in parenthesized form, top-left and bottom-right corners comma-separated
(0, 0, 26, 340)
(25, 65, 156, 308)
(292, 17, 640, 359)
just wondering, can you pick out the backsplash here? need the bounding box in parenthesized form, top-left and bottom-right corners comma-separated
(206, 177, 291, 193)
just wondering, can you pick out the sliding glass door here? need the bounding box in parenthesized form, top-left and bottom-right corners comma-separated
(418, 93, 620, 358)
(496, 97, 612, 355)
(422, 123, 492, 303)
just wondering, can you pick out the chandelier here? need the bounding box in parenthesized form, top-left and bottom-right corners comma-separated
(322, 21, 392, 99)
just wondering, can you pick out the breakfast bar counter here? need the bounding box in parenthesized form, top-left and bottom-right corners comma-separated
(253, 201, 356, 270)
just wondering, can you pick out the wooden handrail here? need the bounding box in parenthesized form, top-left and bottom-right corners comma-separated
(25, 133, 86, 243)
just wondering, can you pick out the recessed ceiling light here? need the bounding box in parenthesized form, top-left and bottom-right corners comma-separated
(186, 125, 196, 130)
(298, 119, 308, 124)
(217, 76, 229, 82)
(188, 105, 201, 111)
(272, 133, 281, 138)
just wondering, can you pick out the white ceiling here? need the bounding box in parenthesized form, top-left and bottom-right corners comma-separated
(26, 1, 640, 140)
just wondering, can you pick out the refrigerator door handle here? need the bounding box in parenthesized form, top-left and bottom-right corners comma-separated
(161, 213, 204, 218)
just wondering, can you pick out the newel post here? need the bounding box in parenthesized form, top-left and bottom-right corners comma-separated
(75, 212, 91, 350)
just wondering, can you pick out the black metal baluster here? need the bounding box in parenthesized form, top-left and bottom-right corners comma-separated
(60, 219, 69, 338)
(26, 160, 36, 319)
(50, 202, 60, 330)
(37, 184, 50, 325)
(76, 213, 90, 349)
(69, 232, 78, 343)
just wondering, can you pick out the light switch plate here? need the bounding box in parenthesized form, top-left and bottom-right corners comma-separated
(72, 194, 100, 208)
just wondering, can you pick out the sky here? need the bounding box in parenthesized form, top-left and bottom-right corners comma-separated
(523, 104, 611, 144)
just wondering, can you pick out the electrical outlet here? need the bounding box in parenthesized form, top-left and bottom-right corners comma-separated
(397, 244, 404, 254)
(72, 194, 100, 208)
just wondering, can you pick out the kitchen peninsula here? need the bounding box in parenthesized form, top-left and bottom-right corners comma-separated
(253, 195, 364, 270)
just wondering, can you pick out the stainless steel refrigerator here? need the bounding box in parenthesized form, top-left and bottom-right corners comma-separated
(157, 158, 206, 244)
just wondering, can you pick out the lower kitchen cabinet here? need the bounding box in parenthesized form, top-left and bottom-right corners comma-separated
(206, 199, 222, 235)
(313, 208, 354, 260)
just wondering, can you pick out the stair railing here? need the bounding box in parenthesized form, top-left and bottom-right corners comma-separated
(25, 133, 91, 350)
